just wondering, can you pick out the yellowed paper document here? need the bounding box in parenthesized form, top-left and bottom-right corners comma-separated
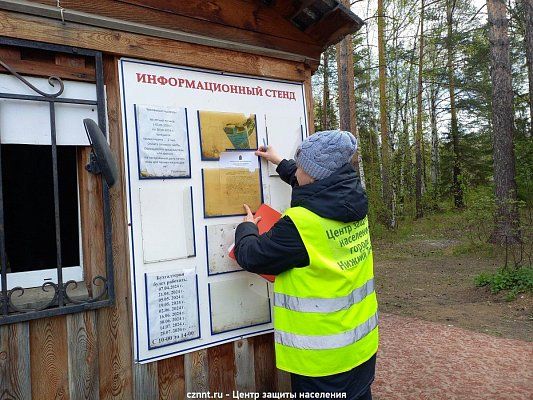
(198, 111, 257, 160)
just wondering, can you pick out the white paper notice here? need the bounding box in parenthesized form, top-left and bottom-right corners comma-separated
(145, 268, 200, 349)
(135, 105, 190, 178)
(219, 151, 258, 172)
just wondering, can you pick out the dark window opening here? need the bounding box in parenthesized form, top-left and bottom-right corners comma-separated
(2, 144, 80, 274)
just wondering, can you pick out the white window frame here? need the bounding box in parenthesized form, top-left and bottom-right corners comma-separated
(0, 74, 97, 290)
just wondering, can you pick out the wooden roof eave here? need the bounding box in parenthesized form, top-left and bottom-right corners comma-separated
(0, 0, 363, 72)
(285, 1, 365, 52)
(0, 0, 322, 67)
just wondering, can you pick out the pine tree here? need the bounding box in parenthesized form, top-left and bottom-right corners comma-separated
(487, 0, 521, 244)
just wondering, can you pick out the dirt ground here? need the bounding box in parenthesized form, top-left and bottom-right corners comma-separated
(372, 215, 532, 342)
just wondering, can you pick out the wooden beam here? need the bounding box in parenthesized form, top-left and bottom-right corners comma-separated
(253, 334, 276, 392)
(184, 350, 209, 392)
(0, 47, 96, 81)
(208, 343, 236, 395)
(0, 10, 309, 81)
(275, 0, 364, 51)
(157, 355, 185, 400)
(289, 0, 317, 19)
(27, 0, 321, 60)
(0, 322, 31, 400)
(96, 55, 134, 400)
(133, 363, 159, 400)
(305, 6, 362, 49)
(117, 0, 317, 44)
(275, 370, 291, 393)
(30, 317, 70, 399)
(67, 311, 100, 400)
(234, 339, 256, 392)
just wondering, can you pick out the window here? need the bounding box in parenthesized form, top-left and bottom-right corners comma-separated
(2, 144, 82, 288)
(0, 38, 115, 324)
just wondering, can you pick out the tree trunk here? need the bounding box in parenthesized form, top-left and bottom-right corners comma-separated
(378, 0, 394, 227)
(524, 0, 533, 137)
(415, 0, 425, 219)
(487, 0, 521, 244)
(336, 0, 363, 182)
(322, 49, 330, 130)
(446, 0, 464, 208)
(430, 85, 439, 197)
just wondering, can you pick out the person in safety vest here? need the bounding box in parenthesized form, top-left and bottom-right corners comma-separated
(234, 130, 378, 399)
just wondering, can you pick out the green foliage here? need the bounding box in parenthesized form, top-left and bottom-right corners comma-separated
(313, 46, 338, 132)
(475, 266, 533, 301)
(312, 0, 532, 234)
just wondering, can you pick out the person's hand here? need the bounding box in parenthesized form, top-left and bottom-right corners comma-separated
(243, 204, 262, 225)
(255, 145, 283, 165)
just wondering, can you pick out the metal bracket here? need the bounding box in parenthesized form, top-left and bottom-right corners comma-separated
(85, 151, 101, 175)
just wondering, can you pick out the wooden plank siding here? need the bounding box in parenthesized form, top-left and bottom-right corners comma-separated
(234, 339, 256, 392)
(184, 350, 209, 393)
(157, 355, 186, 400)
(253, 334, 276, 392)
(133, 363, 159, 400)
(0, 322, 31, 400)
(116, 0, 317, 44)
(0, 7, 324, 396)
(29, 0, 322, 61)
(208, 343, 236, 395)
(99, 55, 135, 400)
(0, 10, 309, 82)
(67, 312, 100, 400)
(30, 316, 70, 399)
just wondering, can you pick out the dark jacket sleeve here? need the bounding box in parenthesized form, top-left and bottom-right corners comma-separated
(276, 159, 299, 187)
(234, 217, 309, 275)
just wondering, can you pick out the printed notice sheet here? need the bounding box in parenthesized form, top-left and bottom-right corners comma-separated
(145, 268, 199, 349)
(203, 151, 262, 217)
(135, 105, 190, 178)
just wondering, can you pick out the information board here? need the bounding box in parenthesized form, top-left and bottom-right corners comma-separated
(119, 58, 307, 363)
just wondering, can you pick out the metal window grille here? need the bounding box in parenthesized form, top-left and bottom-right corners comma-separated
(0, 37, 115, 325)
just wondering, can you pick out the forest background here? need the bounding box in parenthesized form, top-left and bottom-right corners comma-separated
(311, 0, 532, 321)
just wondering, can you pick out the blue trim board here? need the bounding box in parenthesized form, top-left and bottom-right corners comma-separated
(204, 226, 209, 276)
(189, 186, 197, 257)
(195, 275, 201, 343)
(185, 109, 192, 178)
(134, 105, 192, 180)
(144, 273, 151, 347)
(207, 281, 272, 336)
(300, 85, 309, 138)
(258, 150, 265, 204)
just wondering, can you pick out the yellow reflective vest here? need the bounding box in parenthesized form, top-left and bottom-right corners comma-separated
(273, 206, 379, 377)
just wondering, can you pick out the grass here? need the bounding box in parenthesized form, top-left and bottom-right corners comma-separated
(475, 267, 533, 301)
(371, 200, 533, 302)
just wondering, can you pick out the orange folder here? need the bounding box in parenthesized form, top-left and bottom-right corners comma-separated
(229, 203, 282, 283)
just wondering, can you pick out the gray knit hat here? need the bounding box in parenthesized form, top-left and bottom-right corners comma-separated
(295, 130, 357, 180)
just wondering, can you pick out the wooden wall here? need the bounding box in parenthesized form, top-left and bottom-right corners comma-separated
(27, 0, 323, 61)
(0, 9, 315, 400)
